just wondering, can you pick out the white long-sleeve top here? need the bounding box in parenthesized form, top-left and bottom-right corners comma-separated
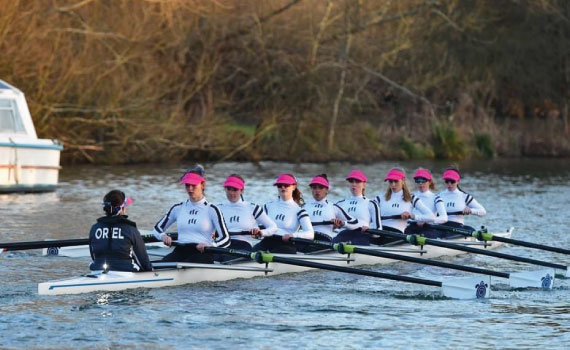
(152, 198, 230, 247)
(413, 190, 448, 224)
(438, 188, 486, 224)
(305, 198, 360, 237)
(375, 191, 435, 233)
(335, 195, 381, 230)
(218, 199, 278, 245)
(263, 198, 314, 239)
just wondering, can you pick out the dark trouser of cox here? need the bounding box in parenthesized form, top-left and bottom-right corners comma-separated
(296, 232, 333, 253)
(214, 239, 252, 262)
(161, 243, 214, 264)
(404, 222, 444, 239)
(252, 235, 297, 254)
(332, 229, 371, 246)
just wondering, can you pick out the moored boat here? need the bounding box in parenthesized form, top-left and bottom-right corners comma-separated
(0, 79, 63, 193)
(38, 227, 515, 295)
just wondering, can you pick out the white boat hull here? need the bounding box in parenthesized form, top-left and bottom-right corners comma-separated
(0, 141, 62, 192)
(39, 228, 515, 295)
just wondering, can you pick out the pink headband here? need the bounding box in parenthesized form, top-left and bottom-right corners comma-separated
(179, 172, 205, 185)
(442, 169, 461, 181)
(273, 173, 297, 186)
(384, 168, 406, 181)
(413, 168, 433, 181)
(309, 175, 329, 188)
(223, 176, 245, 190)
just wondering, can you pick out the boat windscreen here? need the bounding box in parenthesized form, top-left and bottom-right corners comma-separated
(0, 99, 26, 134)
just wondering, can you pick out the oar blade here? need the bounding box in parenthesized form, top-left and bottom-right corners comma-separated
(509, 269, 555, 289)
(441, 276, 491, 299)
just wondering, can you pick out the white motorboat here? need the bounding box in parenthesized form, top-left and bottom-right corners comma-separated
(0, 79, 63, 193)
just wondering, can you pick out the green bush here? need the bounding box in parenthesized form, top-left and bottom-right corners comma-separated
(474, 133, 496, 158)
(431, 123, 467, 160)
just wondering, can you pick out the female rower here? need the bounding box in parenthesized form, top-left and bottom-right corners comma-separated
(333, 170, 381, 245)
(438, 168, 486, 233)
(300, 174, 359, 252)
(252, 173, 314, 254)
(89, 190, 152, 272)
(217, 174, 277, 254)
(374, 168, 434, 244)
(404, 168, 448, 238)
(152, 165, 230, 263)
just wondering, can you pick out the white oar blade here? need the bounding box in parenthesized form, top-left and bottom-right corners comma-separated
(509, 269, 555, 289)
(441, 276, 491, 299)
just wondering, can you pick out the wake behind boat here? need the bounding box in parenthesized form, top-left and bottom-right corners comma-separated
(39, 228, 515, 296)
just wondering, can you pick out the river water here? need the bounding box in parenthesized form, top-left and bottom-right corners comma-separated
(1, 159, 569, 349)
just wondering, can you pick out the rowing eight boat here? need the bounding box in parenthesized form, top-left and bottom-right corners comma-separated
(38, 228, 517, 295)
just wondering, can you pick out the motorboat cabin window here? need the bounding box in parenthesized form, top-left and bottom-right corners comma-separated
(0, 98, 26, 134)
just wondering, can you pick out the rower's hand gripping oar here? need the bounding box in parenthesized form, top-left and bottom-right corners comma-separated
(204, 247, 492, 299)
(368, 228, 569, 278)
(425, 223, 570, 256)
(290, 238, 554, 290)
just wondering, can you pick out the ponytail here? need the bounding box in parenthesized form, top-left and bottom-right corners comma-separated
(293, 188, 304, 206)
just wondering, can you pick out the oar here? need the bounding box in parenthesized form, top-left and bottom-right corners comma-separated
(381, 215, 404, 220)
(425, 223, 570, 256)
(367, 229, 569, 277)
(311, 221, 334, 226)
(290, 238, 554, 289)
(0, 232, 177, 252)
(229, 231, 252, 236)
(204, 246, 491, 299)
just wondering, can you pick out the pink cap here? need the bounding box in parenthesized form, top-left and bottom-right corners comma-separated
(442, 169, 461, 181)
(223, 176, 245, 190)
(179, 172, 205, 185)
(309, 175, 329, 188)
(413, 168, 433, 181)
(273, 173, 297, 186)
(384, 168, 406, 181)
(346, 170, 367, 182)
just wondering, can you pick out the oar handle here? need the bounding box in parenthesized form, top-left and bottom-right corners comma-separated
(229, 231, 252, 236)
(380, 215, 403, 220)
(311, 221, 334, 226)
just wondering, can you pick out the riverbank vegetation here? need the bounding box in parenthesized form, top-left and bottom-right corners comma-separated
(1, 0, 569, 163)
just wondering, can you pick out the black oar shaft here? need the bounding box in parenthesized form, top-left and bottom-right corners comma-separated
(205, 246, 442, 287)
(1, 239, 89, 250)
(291, 238, 509, 279)
(271, 254, 442, 287)
(368, 229, 568, 271)
(427, 223, 570, 256)
(349, 246, 509, 279)
(0, 232, 176, 251)
(485, 235, 570, 256)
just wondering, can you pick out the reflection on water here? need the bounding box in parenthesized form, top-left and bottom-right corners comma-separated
(1, 159, 570, 349)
